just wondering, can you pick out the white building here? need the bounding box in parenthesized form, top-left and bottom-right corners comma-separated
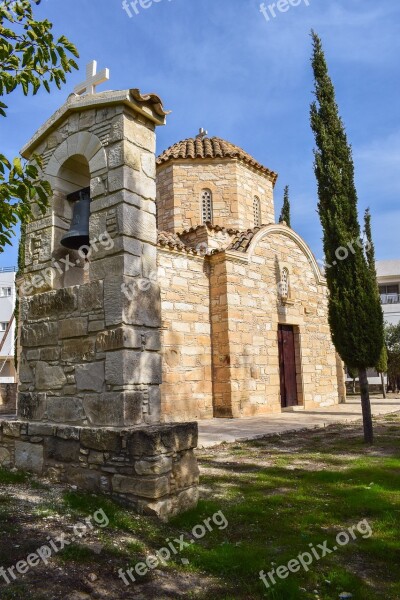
(0, 267, 16, 383)
(376, 260, 400, 326)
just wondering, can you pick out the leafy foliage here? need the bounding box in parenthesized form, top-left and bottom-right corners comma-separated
(0, 0, 79, 251)
(279, 184, 291, 227)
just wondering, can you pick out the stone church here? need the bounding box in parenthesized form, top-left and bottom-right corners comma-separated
(155, 133, 345, 422)
(0, 81, 346, 517)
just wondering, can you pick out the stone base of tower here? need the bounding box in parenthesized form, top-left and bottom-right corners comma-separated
(0, 420, 199, 521)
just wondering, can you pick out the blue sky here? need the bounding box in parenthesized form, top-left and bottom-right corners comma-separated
(1, 0, 399, 269)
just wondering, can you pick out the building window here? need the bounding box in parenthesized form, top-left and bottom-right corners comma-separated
(379, 284, 400, 304)
(0, 322, 8, 332)
(201, 189, 213, 223)
(253, 196, 261, 227)
(0, 287, 12, 298)
(280, 268, 289, 300)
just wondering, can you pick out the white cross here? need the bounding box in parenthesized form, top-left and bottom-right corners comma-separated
(74, 60, 110, 96)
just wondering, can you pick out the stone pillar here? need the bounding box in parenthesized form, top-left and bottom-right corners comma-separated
(0, 90, 199, 520)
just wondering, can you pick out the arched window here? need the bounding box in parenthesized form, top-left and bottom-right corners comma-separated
(280, 267, 289, 300)
(201, 189, 213, 223)
(253, 196, 261, 227)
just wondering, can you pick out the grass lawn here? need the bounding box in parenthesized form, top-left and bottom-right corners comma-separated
(0, 412, 399, 599)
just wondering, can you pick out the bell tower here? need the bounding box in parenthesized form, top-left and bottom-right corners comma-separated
(0, 79, 199, 520)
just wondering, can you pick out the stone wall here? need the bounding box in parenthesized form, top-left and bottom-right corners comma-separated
(17, 96, 164, 429)
(0, 420, 199, 521)
(157, 248, 213, 421)
(0, 383, 17, 415)
(209, 227, 341, 417)
(156, 159, 275, 233)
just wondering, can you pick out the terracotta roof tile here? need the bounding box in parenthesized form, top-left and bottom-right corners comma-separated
(227, 226, 263, 252)
(157, 137, 278, 183)
(157, 231, 208, 255)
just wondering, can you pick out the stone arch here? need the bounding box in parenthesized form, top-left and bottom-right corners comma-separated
(45, 131, 107, 189)
(247, 224, 325, 285)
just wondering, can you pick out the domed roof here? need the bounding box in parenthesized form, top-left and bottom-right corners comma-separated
(157, 136, 278, 184)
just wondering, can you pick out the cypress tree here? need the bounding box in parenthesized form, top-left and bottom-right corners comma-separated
(364, 208, 387, 397)
(279, 185, 291, 227)
(310, 31, 384, 443)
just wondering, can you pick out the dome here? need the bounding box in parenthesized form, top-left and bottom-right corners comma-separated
(157, 136, 278, 184)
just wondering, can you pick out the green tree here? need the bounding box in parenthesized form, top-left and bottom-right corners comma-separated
(0, 0, 79, 251)
(310, 31, 384, 443)
(385, 323, 400, 393)
(364, 207, 387, 397)
(279, 185, 291, 227)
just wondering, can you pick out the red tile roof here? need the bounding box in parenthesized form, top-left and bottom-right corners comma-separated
(157, 137, 278, 183)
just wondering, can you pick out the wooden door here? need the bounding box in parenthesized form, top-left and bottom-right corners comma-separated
(278, 325, 298, 408)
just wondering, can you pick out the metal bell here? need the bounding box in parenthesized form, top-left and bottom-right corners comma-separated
(61, 187, 91, 251)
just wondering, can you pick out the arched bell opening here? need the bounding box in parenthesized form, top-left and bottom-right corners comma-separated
(52, 154, 91, 289)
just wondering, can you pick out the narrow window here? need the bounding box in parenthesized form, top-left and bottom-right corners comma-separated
(201, 189, 213, 223)
(0, 287, 11, 297)
(0, 322, 8, 332)
(253, 196, 261, 227)
(280, 268, 289, 300)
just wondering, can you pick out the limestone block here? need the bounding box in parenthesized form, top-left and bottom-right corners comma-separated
(61, 338, 95, 362)
(134, 456, 172, 476)
(19, 357, 34, 384)
(104, 276, 161, 328)
(78, 281, 103, 312)
(108, 166, 156, 202)
(112, 474, 169, 499)
(35, 362, 67, 391)
(80, 428, 121, 452)
(123, 390, 146, 426)
(28, 287, 77, 319)
(105, 350, 162, 386)
(82, 393, 124, 427)
(40, 347, 61, 361)
(147, 386, 161, 424)
(18, 392, 47, 420)
(21, 322, 58, 347)
(115, 202, 157, 244)
(124, 114, 156, 153)
(56, 426, 80, 440)
(15, 441, 44, 473)
(28, 423, 55, 436)
(2, 422, 22, 437)
(127, 423, 198, 458)
(90, 149, 107, 174)
(47, 397, 84, 424)
(45, 438, 80, 462)
(139, 487, 199, 521)
(0, 447, 11, 467)
(90, 255, 142, 283)
(59, 317, 88, 339)
(172, 450, 200, 489)
(75, 362, 104, 392)
(141, 152, 156, 179)
(96, 327, 142, 352)
(63, 466, 105, 492)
